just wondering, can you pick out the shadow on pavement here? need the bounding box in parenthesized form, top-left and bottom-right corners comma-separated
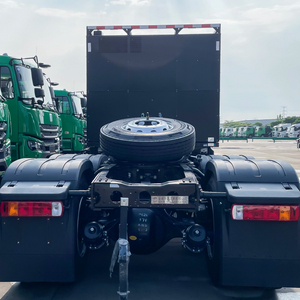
(2, 239, 279, 300)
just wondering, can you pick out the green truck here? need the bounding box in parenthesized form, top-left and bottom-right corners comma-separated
(54, 90, 87, 153)
(255, 125, 272, 137)
(0, 90, 11, 171)
(0, 54, 61, 161)
(241, 126, 255, 138)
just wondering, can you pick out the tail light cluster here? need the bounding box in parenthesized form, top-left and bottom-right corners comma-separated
(232, 205, 299, 221)
(0, 201, 63, 217)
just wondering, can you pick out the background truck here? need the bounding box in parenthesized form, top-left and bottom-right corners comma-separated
(254, 125, 272, 137)
(0, 90, 11, 171)
(272, 123, 291, 137)
(241, 126, 255, 138)
(1, 24, 300, 300)
(237, 126, 245, 137)
(288, 123, 300, 138)
(223, 127, 234, 137)
(55, 89, 87, 153)
(0, 54, 61, 161)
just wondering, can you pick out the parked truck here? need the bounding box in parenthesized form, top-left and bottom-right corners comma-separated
(0, 90, 11, 171)
(0, 54, 61, 161)
(237, 126, 245, 137)
(232, 127, 239, 137)
(1, 24, 300, 300)
(254, 125, 272, 137)
(241, 126, 255, 138)
(288, 123, 300, 138)
(272, 123, 291, 137)
(223, 127, 234, 137)
(55, 89, 87, 153)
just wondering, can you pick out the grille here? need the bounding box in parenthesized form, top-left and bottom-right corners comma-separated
(39, 124, 59, 139)
(0, 122, 7, 145)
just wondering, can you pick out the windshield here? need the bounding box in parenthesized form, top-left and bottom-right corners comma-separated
(15, 65, 35, 99)
(71, 95, 83, 116)
(279, 127, 287, 132)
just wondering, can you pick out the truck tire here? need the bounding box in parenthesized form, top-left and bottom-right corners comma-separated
(100, 117, 195, 162)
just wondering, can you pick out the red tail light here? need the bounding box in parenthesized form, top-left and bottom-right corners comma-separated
(0, 201, 63, 217)
(232, 205, 299, 221)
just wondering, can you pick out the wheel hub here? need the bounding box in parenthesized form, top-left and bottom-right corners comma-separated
(122, 119, 173, 133)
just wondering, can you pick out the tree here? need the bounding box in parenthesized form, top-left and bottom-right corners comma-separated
(223, 120, 252, 127)
(253, 122, 262, 127)
(284, 116, 297, 124)
(270, 120, 281, 127)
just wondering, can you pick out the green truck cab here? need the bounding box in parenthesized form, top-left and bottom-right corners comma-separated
(255, 125, 272, 137)
(54, 90, 87, 153)
(242, 126, 255, 138)
(0, 90, 11, 171)
(0, 54, 60, 161)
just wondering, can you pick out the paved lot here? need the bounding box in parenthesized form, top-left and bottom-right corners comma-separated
(216, 139, 300, 171)
(1, 139, 300, 300)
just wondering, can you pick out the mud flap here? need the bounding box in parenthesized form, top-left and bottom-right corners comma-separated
(0, 155, 95, 282)
(205, 158, 300, 287)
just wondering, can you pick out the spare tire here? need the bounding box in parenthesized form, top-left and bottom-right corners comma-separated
(100, 117, 195, 162)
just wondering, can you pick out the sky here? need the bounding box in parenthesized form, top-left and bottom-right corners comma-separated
(1, 0, 300, 122)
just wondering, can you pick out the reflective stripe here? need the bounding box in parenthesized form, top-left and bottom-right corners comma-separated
(89, 24, 220, 30)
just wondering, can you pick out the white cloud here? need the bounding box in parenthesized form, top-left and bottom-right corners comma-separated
(214, 2, 300, 33)
(241, 3, 300, 28)
(0, 0, 22, 9)
(35, 8, 86, 19)
(96, 11, 107, 15)
(110, 0, 150, 6)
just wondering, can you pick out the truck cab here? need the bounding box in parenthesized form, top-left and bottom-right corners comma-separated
(224, 127, 234, 137)
(288, 123, 300, 138)
(237, 126, 245, 137)
(242, 126, 254, 138)
(0, 54, 60, 161)
(0, 89, 11, 171)
(255, 125, 272, 137)
(55, 90, 87, 153)
(277, 123, 291, 138)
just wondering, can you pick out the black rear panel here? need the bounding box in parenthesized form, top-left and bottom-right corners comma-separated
(87, 28, 220, 151)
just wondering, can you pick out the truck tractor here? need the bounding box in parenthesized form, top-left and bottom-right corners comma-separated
(0, 25, 300, 300)
(0, 89, 11, 171)
(55, 89, 87, 153)
(0, 54, 61, 161)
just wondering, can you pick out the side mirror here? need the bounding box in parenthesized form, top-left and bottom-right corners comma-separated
(31, 68, 44, 86)
(49, 86, 55, 99)
(80, 97, 87, 108)
(55, 98, 61, 112)
(35, 88, 45, 105)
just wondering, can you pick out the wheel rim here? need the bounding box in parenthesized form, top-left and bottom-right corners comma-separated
(122, 118, 173, 133)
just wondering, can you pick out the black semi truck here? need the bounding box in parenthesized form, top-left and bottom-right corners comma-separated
(1, 24, 300, 299)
